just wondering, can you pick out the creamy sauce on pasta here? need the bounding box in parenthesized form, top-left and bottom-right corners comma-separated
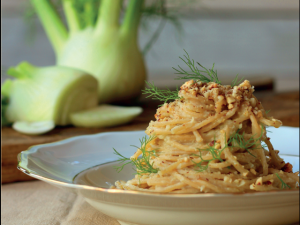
(114, 80, 299, 193)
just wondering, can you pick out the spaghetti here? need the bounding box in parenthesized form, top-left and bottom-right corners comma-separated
(114, 80, 299, 193)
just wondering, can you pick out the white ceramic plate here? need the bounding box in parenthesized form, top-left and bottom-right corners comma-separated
(18, 126, 299, 225)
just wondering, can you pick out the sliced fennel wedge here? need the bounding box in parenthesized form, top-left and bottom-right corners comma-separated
(12, 120, 55, 135)
(70, 105, 143, 128)
(1, 62, 98, 125)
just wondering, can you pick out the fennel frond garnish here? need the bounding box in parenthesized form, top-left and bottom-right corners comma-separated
(275, 173, 291, 189)
(192, 127, 266, 172)
(113, 135, 159, 176)
(231, 74, 244, 87)
(172, 50, 221, 84)
(228, 126, 265, 158)
(143, 49, 248, 104)
(192, 141, 227, 172)
(142, 81, 180, 104)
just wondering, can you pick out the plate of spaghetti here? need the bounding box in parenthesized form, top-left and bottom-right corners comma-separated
(18, 52, 299, 225)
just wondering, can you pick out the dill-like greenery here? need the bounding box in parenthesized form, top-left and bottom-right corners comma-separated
(113, 135, 159, 176)
(231, 74, 244, 87)
(142, 81, 180, 104)
(143, 50, 250, 104)
(172, 50, 221, 84)
(265, 109, 271, 114)
(192, 142, 226, 172)
(275, 173, 291, 189)
(193, 126, 267, 172)
(228, 125, 266, 158)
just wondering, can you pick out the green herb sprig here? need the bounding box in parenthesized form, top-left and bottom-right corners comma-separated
(142, 81, 180, 104)
(193, 147, 225, 172)
(172, 50, 221, 84)
(143, 50, 247, 104)
(231, 74, 244, 87)
(192, 138, 227, 172)
(275, 173, 291, 189)
(228, 125, 267, 158)
(113, 135, 159, 176)
(192, 127, 267, 172)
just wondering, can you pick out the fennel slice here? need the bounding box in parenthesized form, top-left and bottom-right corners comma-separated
(70, 105, 143, 128)
(12, 120, 55, 135)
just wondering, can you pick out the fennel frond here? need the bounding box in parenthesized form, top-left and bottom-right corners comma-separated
(228, 125, 265, 158)
(275, 173, 291, 189)
(114, 135, 159, 176)
(173, 49, 221, 84)
(192, 142, 226, 172)
(231, 74, 244, 87)
(142, 81, 180, 104)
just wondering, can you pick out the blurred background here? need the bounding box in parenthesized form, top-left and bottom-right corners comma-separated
(1, 0, 299, 92)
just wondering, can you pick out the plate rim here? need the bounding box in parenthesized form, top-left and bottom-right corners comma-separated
(17, 129, 300, 198)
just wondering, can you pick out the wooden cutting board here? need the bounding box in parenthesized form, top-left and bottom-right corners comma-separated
(1, 79, 299, 184)
(1, 100, 158, 184)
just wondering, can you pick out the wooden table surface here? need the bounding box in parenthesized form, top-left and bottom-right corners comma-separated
(1, 90, 299, 183)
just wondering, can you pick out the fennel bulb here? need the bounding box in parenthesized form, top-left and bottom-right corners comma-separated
(31, 0, 146, 103)
(57, 27, 146, 103)
(1, 62, 98, 125)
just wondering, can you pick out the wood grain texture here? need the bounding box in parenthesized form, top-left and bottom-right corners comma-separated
(1, 91, 299, 184)
(1, 100, 157, 184)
